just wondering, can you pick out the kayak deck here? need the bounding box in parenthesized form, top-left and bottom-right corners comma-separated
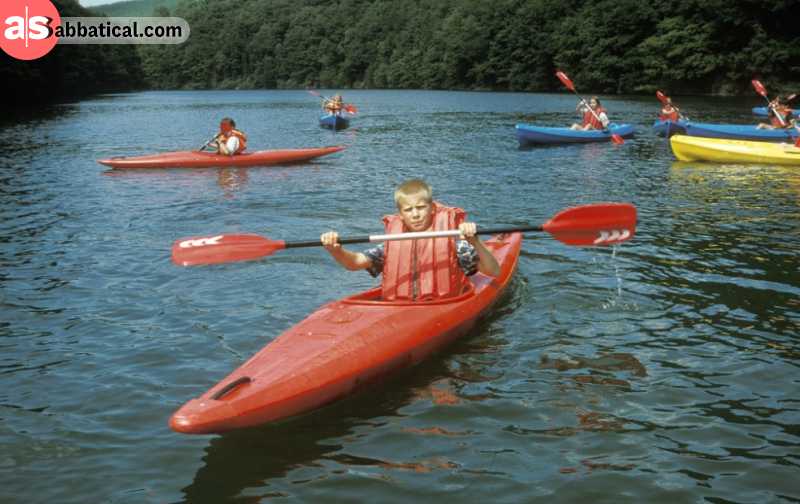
(652, 119, 688, 137)
(97, 146, 345, 169)
(170, 233, 521, 434)
(683, 122, 798, 142)
(670, 134, 800, 165)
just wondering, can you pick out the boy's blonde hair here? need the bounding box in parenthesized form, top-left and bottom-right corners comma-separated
(394, 179, 432, 207)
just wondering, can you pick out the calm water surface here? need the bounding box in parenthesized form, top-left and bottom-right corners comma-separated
(1, 90, 798, 503)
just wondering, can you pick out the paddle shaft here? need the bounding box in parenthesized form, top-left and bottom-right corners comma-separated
(555, 72, 611, 132)
(753, 80, 787, 127)
(567, 89, 606, 127)
(765, 97, 788, 127)
(565, 88, 616, 136)
(284, 226, 544, 249)
(198, 134, 219, 151)
(309, 89, 356, 113)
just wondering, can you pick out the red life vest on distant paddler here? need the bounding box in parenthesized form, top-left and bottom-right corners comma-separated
(659, 106, 679, 121)
(219, 128, 248, 153)
(583, 106, 607, 129)
(381, 202, 468, 301)
(770, 107, 793, 128)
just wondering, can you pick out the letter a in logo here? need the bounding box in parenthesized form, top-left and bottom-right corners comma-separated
(0, 0, 60, 60)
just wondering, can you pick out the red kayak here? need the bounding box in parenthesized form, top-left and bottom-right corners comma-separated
(170, 232, 521, 434)
(97, 145, 345, 169)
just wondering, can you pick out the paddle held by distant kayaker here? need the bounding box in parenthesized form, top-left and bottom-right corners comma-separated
(209, 117, 247, 155)
(321, 179, 501, 300)
(570, 96, 610, 131)
(756, 96, 795, 130)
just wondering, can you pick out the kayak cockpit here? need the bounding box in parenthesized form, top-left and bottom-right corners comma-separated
(341, 283, 477, 306)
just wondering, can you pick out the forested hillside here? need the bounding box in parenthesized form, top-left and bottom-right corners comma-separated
(0, 0, 145, 105)
(91, 0, 179, 17)
(138, 0, 799, 94)
(3, 0, 798, 104)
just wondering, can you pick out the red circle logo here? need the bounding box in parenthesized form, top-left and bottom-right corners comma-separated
(0, 0, 60, 61)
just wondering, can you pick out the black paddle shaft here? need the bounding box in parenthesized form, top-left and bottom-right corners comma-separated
(284, 225, 545, 249)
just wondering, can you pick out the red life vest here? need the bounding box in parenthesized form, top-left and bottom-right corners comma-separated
(583, 106, 607, 129)
(659, 106, 679, 121)
(381, 202, 468, 301)
(770, 107, 793, 128)
(219, 128, 247, 153)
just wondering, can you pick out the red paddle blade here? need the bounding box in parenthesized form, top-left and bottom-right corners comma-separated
(611, 134, 625, 145)
(344, 104, 358, 114)
(751, 79, 768, 97)
(795, 136, 800, 148)
(555, 70, 575, 92)
(542, 203, 636, 246)
(655, 90, 669, 104)
(171, 234, 286, 266)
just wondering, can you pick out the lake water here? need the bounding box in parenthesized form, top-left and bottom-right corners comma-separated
(1, 90, 798, 503)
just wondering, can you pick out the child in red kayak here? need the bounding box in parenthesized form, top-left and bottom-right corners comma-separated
(321, 179, 500, 301)
(570, 96, 610, 130)
(209, 117, 247, 155)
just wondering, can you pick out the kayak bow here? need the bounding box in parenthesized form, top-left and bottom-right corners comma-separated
(670, 135, 800, 165)
(170, 233, 521, 434)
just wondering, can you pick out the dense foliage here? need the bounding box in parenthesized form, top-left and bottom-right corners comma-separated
(92, 0, 179, 17)
(139, 0, 799, 95)
(0, 0, 145, 105)
(2, 0, 798, 102)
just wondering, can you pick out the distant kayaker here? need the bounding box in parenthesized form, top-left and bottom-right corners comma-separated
(570, 96, 610, 130)
(658, 98, 680, 121)
(320, 179, 500, 301)
(757, 97, 795, 130)
(323, 94, 344, 115)
(209, 117, 247, 155)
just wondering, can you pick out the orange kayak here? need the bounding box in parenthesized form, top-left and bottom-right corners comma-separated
(97, 145, 345, 169)
(170, 232, 522, 434)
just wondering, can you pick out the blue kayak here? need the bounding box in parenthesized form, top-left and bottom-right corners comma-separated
(319, 113, 350, 130)
(515, 123, 635, 145)
(652, 119, 688, 137)
(751, 106, 800, 118)
(683, 122, 798, 142)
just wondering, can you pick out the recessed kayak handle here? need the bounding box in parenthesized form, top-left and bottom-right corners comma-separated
(211, 376, 251, 400)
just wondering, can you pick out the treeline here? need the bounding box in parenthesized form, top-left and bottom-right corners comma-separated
(92, 0, 179, 17)
(139, 0, 800, 95)
(2, 0, 799, 104)
(0, 0, 145, 105)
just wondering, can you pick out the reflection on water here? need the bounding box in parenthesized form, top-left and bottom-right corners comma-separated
(217, 167, 249, 197)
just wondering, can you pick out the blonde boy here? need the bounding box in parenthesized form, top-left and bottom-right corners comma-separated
(321, 180, 499, 300)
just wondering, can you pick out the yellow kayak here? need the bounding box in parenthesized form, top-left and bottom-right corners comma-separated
(670, 135, 800, 165)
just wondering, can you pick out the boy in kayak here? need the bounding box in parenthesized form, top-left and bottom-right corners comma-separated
(570, 96, 610, 130)
(209, 117, 247, 155)
(321, 179, 500, 301)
